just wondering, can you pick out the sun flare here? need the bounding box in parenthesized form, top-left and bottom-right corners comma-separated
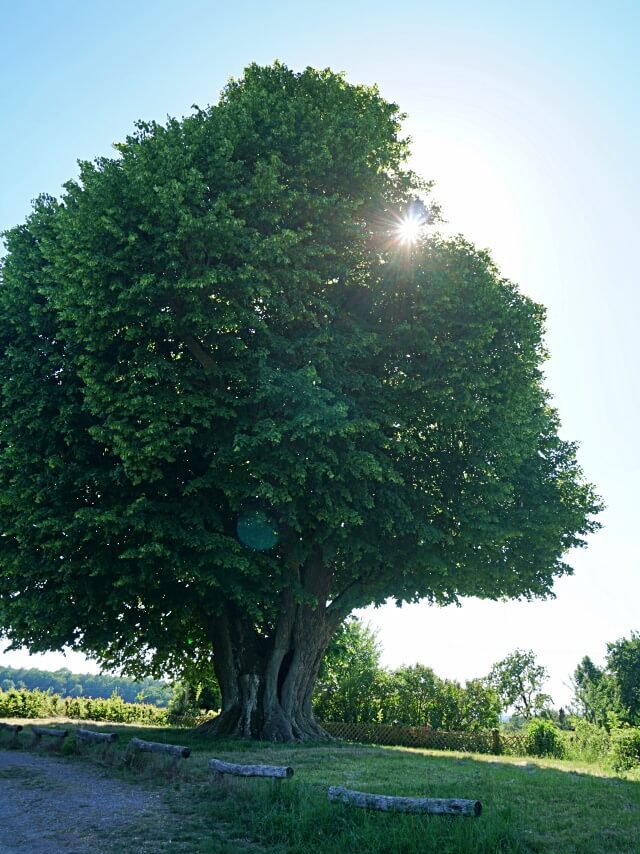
(395, 214, 424, 245)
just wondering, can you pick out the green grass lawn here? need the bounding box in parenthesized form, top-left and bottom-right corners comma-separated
(3, 721, 640, 853)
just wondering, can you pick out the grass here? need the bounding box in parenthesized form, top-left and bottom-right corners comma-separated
(2, 720, 640, 853)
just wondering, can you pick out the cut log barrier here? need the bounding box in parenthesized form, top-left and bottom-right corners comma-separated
(76, 728, 118, 745)
(30, 726, 68, 750)
(328, 786, 482, 817)
(128, 737, 191, 770)
(209, 758, 294, 787)
(0, 722, 23, 745)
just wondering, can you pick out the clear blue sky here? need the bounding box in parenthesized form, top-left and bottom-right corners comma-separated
(1, 0, 639, 706)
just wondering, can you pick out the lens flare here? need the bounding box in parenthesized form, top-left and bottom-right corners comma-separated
(236, 509, 280, 551)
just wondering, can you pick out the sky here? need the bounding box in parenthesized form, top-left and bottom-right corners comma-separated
(1, 0, 639, 707)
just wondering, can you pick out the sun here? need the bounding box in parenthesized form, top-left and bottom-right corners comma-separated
(392, 200, 430, 246)
(395, 214, 424, 245)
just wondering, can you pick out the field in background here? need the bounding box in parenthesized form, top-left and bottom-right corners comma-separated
(1, 720, 639, 853)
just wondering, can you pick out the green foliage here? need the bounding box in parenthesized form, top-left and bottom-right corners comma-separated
(606, 632, 640, 725)
(0, 61, 601, 689)
(608, 727, 640, 772)
(0, 665, 172, 706)
(379, 666, 499, 731)
(488, 649, 552, 718)
(314, 618, 385, 723)
(572, 634, 640, 728)
(523, 718, 565, 758)
(572, 655, 621, 728)
(314, 620, 500, 730)
(459, 679, 503, 732)
(0, 686, 168, 724)
(562, 717, 612, 764)
(167, 675, 221, 724)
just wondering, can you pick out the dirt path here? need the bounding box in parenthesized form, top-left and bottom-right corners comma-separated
(0, 749, 164, 853)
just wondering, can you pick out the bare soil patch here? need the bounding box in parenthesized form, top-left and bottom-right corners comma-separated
(0, 749, 163, 853)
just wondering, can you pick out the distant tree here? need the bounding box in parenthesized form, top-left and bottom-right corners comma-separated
(605, 632, 640, 725)
(459, 678, 501, 731)
(488, 649, 552, 718)
(572, 655, 621, 727)
(383, 667, 500, 730)
(385, 664, 442, 726)
(0, 665, 172, 705)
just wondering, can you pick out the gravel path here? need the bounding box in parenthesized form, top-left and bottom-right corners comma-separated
(0, 749, 163, 853)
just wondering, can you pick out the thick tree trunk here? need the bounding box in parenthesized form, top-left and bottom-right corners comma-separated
(196, 553, 341, 742)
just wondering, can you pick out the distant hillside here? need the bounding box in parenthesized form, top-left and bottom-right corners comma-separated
(0, 665, 172, 706)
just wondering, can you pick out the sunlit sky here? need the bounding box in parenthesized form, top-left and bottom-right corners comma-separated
(1, 1, 638, 707)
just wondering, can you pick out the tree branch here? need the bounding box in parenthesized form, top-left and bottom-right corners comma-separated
(182, 332, 216, 371)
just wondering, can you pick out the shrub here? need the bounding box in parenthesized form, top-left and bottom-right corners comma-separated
(524, 718, 565, 758)
(608, 728, 640, 771)
(0, 687, 168, 725)
(563, 718, 611, 763)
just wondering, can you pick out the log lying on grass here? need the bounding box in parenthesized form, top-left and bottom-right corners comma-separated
(328, 786, 482, 817)
(128, 737, 191, 765)
(31, 726, 68, 748)
(76, 728, 118, 744)
(0, 722, 23, 744)
(208, 758, 294, 782)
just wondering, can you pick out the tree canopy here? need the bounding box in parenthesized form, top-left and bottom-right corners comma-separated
(488, 649, 552, 719)
(0, 62, 601, 740)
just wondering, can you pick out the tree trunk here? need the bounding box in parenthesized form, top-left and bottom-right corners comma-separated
(196, 553, 341, 742)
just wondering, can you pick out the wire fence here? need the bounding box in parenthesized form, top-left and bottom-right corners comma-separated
(322, 721, 528, 756)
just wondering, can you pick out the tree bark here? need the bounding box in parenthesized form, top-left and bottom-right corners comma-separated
(196, 552, 342, 742)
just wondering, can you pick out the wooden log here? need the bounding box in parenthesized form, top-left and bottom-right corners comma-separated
(328, 786, 482, 817)
(31, 726, 68, 748)
(32, 726, 68, 738)
(0, 723, 23, 734)
(0, 722, 23, 745)
(128, 737, 191, 759)
(76, 728, 118, 744)
(208, 758, 294, 780)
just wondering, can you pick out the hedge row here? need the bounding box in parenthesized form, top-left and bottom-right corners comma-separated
(0, 687, 168, 725)
(323, 717, 640, 771)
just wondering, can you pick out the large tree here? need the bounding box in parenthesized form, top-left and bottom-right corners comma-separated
(0, 63, 600, 741)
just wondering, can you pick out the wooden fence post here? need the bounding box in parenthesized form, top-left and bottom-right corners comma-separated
(491, 729, 501, 755)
